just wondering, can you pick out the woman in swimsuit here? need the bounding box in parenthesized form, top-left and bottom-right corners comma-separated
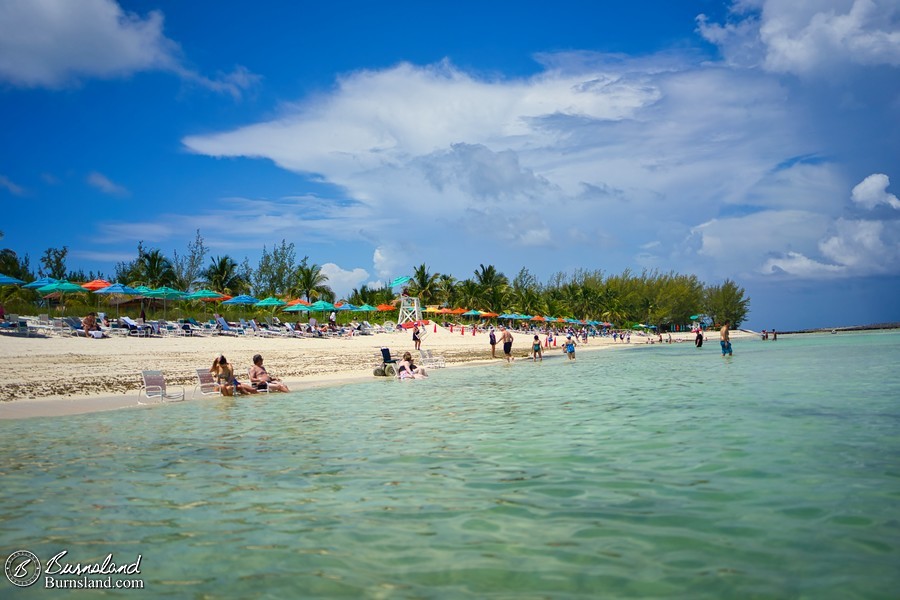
(565, 335, 576, 360)
(531, 335, 543, 362)
(211, 355, 258, 396)
(397, 351, 427, 379)
(412, 324, 421, 350)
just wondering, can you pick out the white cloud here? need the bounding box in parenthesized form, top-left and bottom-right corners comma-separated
(0, 174, 25, 196)
(761, 218, 900, 277)
(698, 0, 900, 76)
(0, 0, 258, 96)
(87, 171, 129, 197)
(373, 246, 403, 281)
(851, 173, 900, 209)
(319, 262, 369, 300)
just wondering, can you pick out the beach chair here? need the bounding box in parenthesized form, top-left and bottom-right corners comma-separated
(193, 368, 221, 399)
(362, 320, 384, 334)
(62, 316, 85, 336)
(215, 315, 242, 336)
(419, 348, 446, 368)
(252, 318, 286, 337)
(138, 370, 185, 404)
(383, 321, 397, 333)
(122, 316, 151, 337)
(0, 314, 32, 336)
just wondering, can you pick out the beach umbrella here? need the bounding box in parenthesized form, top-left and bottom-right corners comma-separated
(0, 273, 25, 286)
(531, 315, 546, 322)
(389, 276, 411, 288)
(81, 278, 112, 291)
(481, 311, 498, 318)
(283, 303, 309, 313)
(93, 282, 139, 317)
(37, 280, 88, 312)
(335, 302, 355, 311)
(461, 309, 482, 316)
(286, 298, 310, 306)
(376, 303, 396, 311)
(222, 294, 260, 305)
(184, 289, 224, 301)
(355, 303, 377, 312)
(450, 307, 466, 315)
(308, 300, 335, 312)
(144, 286, 186, 319)
(24, 276, 58, 289)
(255, 297, 287, 317)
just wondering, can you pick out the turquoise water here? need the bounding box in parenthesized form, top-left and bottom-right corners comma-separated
(1, 332, 899, 598)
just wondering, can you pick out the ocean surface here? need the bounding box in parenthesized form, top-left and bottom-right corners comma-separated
(1, 332, 898, 598)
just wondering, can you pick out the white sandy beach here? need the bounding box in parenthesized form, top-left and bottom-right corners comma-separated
(0, 323, 753, 419)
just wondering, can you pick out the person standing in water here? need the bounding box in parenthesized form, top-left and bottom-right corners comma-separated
(499, 326, 514, 362)
(489, 327, 497, 359)
(531, 335, 543, 362)
(720, 320, 733, 356)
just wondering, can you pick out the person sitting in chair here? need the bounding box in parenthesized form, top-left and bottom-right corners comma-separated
(248, 354, 290, 393)
(210, 355, 258, 396)
(81, 312, 102, 338)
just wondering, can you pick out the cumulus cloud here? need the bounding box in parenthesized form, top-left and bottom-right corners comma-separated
(87, 171, 129, 197)
(851, 173, 900, 209)
(319, 263, 369, 300)
(698, 0, 900, 76)
(0, 0, 258, 96)
(183, 54, 820, 279)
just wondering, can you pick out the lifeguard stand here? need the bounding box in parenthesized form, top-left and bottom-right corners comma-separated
(397, 295, 421, 325)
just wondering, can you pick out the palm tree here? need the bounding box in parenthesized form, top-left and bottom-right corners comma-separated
(455, 279, 481, 309)
(435, 274, 457, 307)
(137, 249, 175, 288)
(408, 263, 440, 304)
(473, 264, 509, 312)
(293, 260, 334, 303)
(201, 255, 245, 295)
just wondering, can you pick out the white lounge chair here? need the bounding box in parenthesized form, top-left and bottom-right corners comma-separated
(193, 368, 221, 399)
(419, 349, 446, 368)
(138, 370, 185, 404)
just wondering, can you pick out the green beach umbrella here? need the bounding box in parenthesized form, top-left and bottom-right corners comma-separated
(37, 280, 88, 312)
(144, 286, 186, 319)
(184, 289, 224, 301)
(255, 296, 287, 307)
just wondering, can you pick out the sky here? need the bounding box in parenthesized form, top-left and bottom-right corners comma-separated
(1, 0, 899, 330)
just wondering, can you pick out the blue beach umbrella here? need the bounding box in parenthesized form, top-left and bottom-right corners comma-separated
(93, 282, 139, 316)
(24, 276, 58, 289)
(222, 294, 260, 305)
(0, 273, 24, 286)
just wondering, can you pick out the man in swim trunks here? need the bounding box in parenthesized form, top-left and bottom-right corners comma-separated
(499, 327, 514, 362)
(720, 320, 733, 356)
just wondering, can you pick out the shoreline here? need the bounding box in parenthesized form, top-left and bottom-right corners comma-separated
(0, 326, 753, 420)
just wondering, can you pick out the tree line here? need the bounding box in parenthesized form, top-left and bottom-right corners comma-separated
(0, 231, 750, 327)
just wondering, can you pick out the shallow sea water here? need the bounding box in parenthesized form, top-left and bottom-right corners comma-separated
(1, 332, 899, 598)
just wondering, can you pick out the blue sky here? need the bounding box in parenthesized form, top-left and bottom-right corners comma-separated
(1, 0, 899, 330)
